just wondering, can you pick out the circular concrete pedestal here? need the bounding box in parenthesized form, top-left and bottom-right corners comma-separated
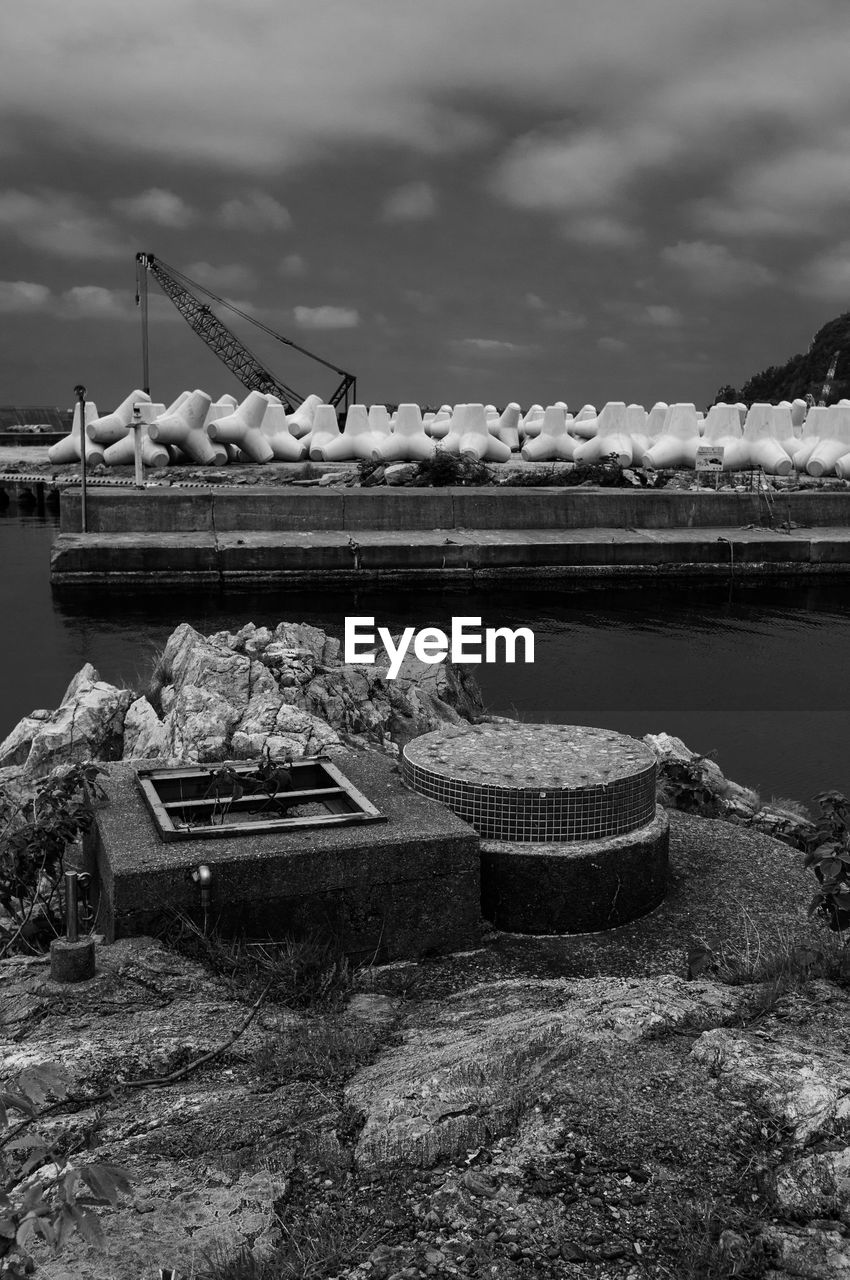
(481, 805, 669, 934)
(404, 722, 668, 935)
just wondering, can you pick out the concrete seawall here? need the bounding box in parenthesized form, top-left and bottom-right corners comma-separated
(58, 486, 850, 534)
(50, 484, 850, 589)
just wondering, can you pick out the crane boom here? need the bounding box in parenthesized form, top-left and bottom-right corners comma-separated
(135, 253, 356, 412)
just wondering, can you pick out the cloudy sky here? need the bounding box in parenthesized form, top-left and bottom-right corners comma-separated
(2, 0, 850, 411)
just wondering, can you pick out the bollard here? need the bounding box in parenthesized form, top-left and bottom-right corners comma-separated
(75, 385, 88, 533)
(50, 871, 96, 983)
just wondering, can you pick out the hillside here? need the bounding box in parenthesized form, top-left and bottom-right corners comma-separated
(719, 311, 850, 405)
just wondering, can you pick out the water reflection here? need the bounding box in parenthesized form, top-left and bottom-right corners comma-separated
(1, 507, 848, 805)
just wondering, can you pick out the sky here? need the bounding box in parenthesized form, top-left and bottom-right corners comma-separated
(2, 0, 850, 412)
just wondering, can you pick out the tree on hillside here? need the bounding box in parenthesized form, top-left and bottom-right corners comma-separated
(731, 312, 850, 405)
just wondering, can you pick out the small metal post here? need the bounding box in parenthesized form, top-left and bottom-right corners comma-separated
(65, 871, 79, 943)
(132, 403, 144, 488)
(75, 384, 88, 533)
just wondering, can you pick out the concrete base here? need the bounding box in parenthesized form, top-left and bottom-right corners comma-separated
(90, 751, 481, 965)
(481, 805, 669, 934)
(50, 937, 96, 982)
(50, 525, 850, 589)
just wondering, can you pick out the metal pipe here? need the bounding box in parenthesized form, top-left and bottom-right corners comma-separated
(75, 385, 87, 534)
(65, 871, 79, 944)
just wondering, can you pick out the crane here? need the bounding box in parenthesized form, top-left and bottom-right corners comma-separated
(135, 253, 356, 413)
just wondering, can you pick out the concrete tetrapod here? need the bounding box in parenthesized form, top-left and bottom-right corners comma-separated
(574, 402, 632, 466)
(440, 405, 468, 456)
(791, 398, 808, 428)
(491, 403, 521, 450)
(286, 393, 323, 438)
(148, 390, 216, 465)
(741, 403, 793, 476)
(85, 390, 153, 446)
(426, 406, 451, 439)
(806, 405, 850, 477)
(624, 403, 649, 458)
(520, 404, 575, 462)
(701, 403, 746, 470)
(458, 403, 511, 462)
(792, 406, 830, 471)
(642, 403, 701, 469)
(571, 405, 599, 440)
(207, 391, 274, 464)
(48, 401, 103, 465)
(304, 404, 342, 461)
(368, 404, 392, 439)
(772, 405, 803, 462)
(375, 403, 436, 462)
(261, 402, 304, 461)
(520, 404, 544, 439)
(319, 404, 384, 461)
(102, 403, 169, 467)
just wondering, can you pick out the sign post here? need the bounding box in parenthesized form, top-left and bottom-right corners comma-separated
(75, 384, 88, 533)
(132, 402, 144, 488)
(695, 444, 724, 491)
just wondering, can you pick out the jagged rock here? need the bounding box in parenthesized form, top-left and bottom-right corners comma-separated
(8, 676, 133, 779)
(61, 662, 101, 705)
(122, 696, 168, 760)
(773, 1147, 850, 1219)
(384, 462, 419, 486)
(691, 1026, 850, 1144)
(163, 685, 242, 762)
(0, 710, 53, 768)
(346, 975, 745, 1168)
(644, 731, 762, 825)
(752, 802, 817, 852)
(762, 1223, 850, 1278)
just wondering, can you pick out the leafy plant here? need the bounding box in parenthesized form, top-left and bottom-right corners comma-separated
(805, 790, 850, 930)
(201, 751, 295, 827)
(0, 1064, 131, 1278)
(0, 762, 106, 958)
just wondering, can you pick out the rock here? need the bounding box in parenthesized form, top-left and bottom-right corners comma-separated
(691, 1027, 850, 1144)
(762, 1223, 850, 1278)
(384, 463, 419, 486)
(0, 711, 52, 768)
(644, 731, 759, 821)
(163, 686, 242, 762)
(17, 675, 133, 778)
(346, 975, 745, 1168)
(61, 662, 101, 705)
(773, 1148, 850, 1219)
(122, 696, 168, 760)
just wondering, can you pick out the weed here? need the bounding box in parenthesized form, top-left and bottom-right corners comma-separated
(161, 913, 354, 1012)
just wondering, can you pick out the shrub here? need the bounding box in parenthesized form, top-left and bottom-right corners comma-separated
(805, 790, 850, 930)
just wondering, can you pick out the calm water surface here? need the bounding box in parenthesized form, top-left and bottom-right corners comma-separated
(2, 507, 848, 806)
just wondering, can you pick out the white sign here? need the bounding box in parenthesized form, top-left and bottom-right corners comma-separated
(695, 445, 724, 472)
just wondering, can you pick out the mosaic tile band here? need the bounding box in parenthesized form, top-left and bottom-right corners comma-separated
(402, 723, 657, 843)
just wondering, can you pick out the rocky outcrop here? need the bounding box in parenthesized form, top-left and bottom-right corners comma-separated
(346, 974, 746, 1169)
(644, 731, 817, 850)
(0, 663, 132, 781)
(0, 620, 486, 790)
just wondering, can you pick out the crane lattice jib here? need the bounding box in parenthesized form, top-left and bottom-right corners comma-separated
(137, 253, 357, 411)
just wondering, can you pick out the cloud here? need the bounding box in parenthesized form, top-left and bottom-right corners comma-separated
(797, 241, 850, 301)
(60, 285, 131, 318)
(279, 253, 307, 278)
(0, 280, 51, 312)
(2, 0, 841, 179)
(643, 304, 682, 328)
(661, 241, 776, 294)
(561, 215, 641, 249)
(0, 190, 127, 259)
(112, 188, 196, 228)
(293, 305, 359, 329)
(184, 261, 257, 293)
(217, 191, 291, 232)
(456, 338, 530, 356)
(381, 181, 437, 222)
(692, 133, 850, 239)
(597, 336, 627, 353)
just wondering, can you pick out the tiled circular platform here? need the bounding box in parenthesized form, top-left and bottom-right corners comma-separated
(402, 723, 657, 843)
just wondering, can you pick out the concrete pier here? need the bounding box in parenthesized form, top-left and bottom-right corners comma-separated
(49, 485, 850, 588)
